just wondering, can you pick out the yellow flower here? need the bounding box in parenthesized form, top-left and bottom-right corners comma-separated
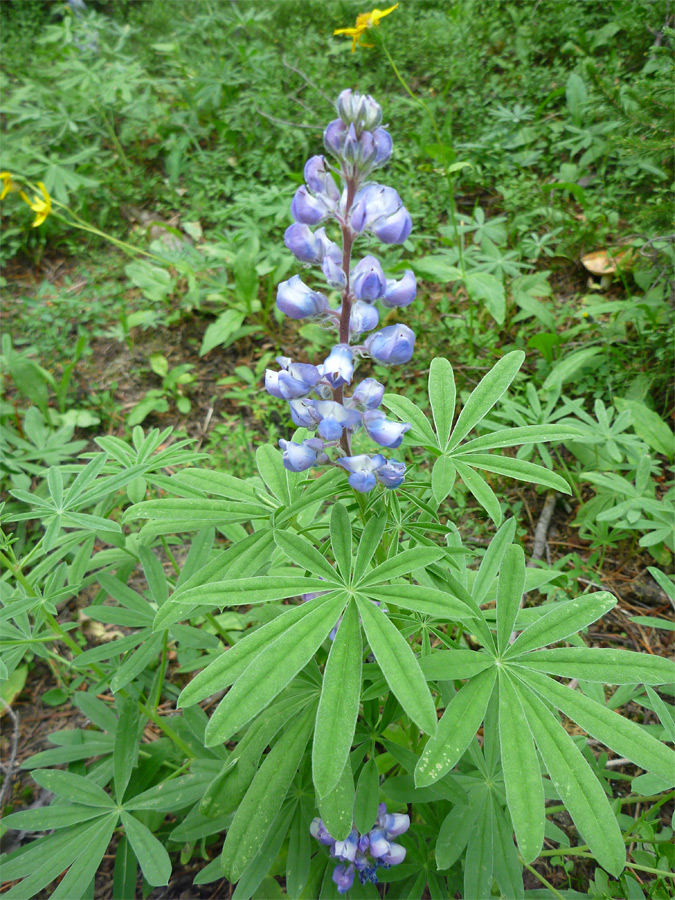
(334, 4, 398, 52)
(1, 171, 18, 200)
(20, 182, 52, 227)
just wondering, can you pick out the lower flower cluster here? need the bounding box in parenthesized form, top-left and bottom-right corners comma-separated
(311, 803, 410, 893)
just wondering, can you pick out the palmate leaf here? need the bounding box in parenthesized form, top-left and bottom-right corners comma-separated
(519, 647, 675, 685)
(454, 459, 503, 524)
(428, 357, 455, 448)
(352, 512, 387, 584)
(122, 498, 270, 533)
(204, 591, 347, 745)
(330, 502, 352, 584)
(363, 583, 477, 623)
(505, 591, 616, 657)
(473, 518, 516, 605)
(517, 667, 675, 784)
(221, 706, 315, 882)
(356, 546, 446, 588)
(121, 812, 171, 887)
(454, 453, 571, 493)
(356, 595, 438, 736)
(512, 672, 626, 876)
(313, 600, 362, 798)
(419, 649, 494, 681)
(274, 531, 343, 584)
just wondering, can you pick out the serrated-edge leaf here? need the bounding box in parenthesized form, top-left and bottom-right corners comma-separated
(313, 601, 362, 797)
(505, 591, 616, 658)
(447, 352, 524, 450)
(357, 596, 438, 736)
(515, 677, 625, 876)
(498, 670, 545, 863)
(415, 667, 497, 787)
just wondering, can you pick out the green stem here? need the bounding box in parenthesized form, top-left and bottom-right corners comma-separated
(379, 37, 466, 279)
(520, 861, 567, 900)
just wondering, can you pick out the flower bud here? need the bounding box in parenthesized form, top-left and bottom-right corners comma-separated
(373, 204, 412, 244)
(322, 344, 354, 387)
(363, 409, 410, 448)
(364, 324, 415, 365)
(373, 127, 393, 167)
(336, 89, 383, 132)
(284, 223, 321, 263)
(375, 459, 406, 488)
(322, 256, 346, 288)
(347, 300, 379, 336)
(382, 269, 416, 307)
(304, 155, 340, 203)
(350, 378, 385, 409)
(352, 255, 386, 301)
(323, 119, 348, 159)
(276, 275, 329, 319)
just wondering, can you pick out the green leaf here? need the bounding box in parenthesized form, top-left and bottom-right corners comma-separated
(200, 309, 246, 356)
(465, 270, 506, 325)
(419, 649, 494, 681)
(542, 347, 602, 392)
(233, 805, 294, 900)
(123, 498, 268, 532)
(505, 592, 616, 658)
(1, 805, 107, 832)
(415, 668, 497, 787)
(31, 769, 115, 808)
(566, 72, 588, 123)
(352, 513, 388, 585)
(491, 796, 525, 900)
(174, 468, 263, 503)
(256, 444, 296, 505)
(221, 706, 314, 882)
(274, 531, 343, 584)
(170, 575, 329, 609)
(460, 424, 583, 453)
(473, 517, 517, 605)
(49, 814, 117, 900)
(381, 394, 438, 447)
(126, 773, 214, 812)
(435, 798, 480, 870)
(448, 352, 524, 450)
(313, 601, 362, 797)
(330, 503, 352, 584)
(455, 452, 571, 493)
(178, 594, 333, 707)
(110, 632, 163, 693)
(455, 460, 502, 524)
(114, 697, 139, 803)
(431, 456, 456, 505)
(615, 399, 674, 460)
(498, 671, 545, 863)
(463, 785, 494, 900)
(121, 812, 171, 886)
(496, 544, 526, 652)
(518, 668, 675, 784)
(363, 583, 477, 622)
(429, 358, 455, 448)
(354, 758, 380, 835)
(515, 678, 625, 876)
(520, 647, 675, 684)
(357, 596, 438, 736)
(356, 546, 445, 588)
(205, 592, 347, 745)
(113, 836, 137, 900)
(646, 685, 675, 743)
(286, 808, 311, 899)
(317, 756, 354, 842)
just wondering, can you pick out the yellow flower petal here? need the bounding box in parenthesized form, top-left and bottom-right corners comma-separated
(1, 171, 17, 201)
(21, 182, 52, 227)
(334, 3, 398, 52)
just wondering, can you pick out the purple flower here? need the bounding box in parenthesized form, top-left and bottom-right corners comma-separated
(310, 818, 336, 847)
(374, 205, 412, 244)
(345, 300, 379, 337)
(288, 398, 317, 428)
(336, 89, 383, 132)
(284, 223, 321, 263)
(364, 324, 415, 365)
(352, 256, 386, 301)
(276, 275, 329, 319)
(337, 454, 387, 492)
(332, 864, 356, 894)
(372, 127, 393, 167)
(350, 184, 401, 233)
(322, 256, 346, 288)
(322, 344, 354, 387)
(350, 378, 385, 410)
(383, 270, 416, 308)
(363, 410, 410, 449)
(312, 400, 361, 441)
(333, 829, 359, 863)
(323, 119, 348, 159)
(291, 186, 334, 225)
(375, 460, 406, 488)
(265, 357, 321, 400)
(377, 802, 410, 838)
(304, 155, 340, 202)
(278, 438, 326, 472)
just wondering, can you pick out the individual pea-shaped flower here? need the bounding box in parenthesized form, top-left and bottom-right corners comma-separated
(310, 818, 336, 847)
(333, 829, 359, 863)
(265, 357, 321, 400)
(375, 459, 406, 488)
(332, 864, 356, 894)
(352, 255, 386, 301)
(276, 275, 329, 320)
(288, 398, 317, 428)
(372, 127, 393, 167)
(284, 223, 322, 264)
(367, 827, 407, 865)
(278, 437, 327, 472)
(362, 409, 410, 449)
(312, 400, 361, 441)
(322, 256, 346, 288)
(382, 269, 416, 308)
(291, 185, 336, 226)
(350, 184, 400, 233)
(304, 155, 340, 203)
(322, 344, 354, 387)
(338, 454, 387, 492)
(345, 300, 379, 337)
(364, 324, 415, 365)
(349, 377, 385, 410)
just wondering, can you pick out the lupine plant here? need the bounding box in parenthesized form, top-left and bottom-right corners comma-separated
(2, 89, 675, 900)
